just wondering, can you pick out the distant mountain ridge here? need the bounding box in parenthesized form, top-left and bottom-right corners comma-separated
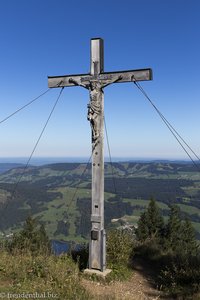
(0, 160, 199, 178)
(0, 163, 25, 174)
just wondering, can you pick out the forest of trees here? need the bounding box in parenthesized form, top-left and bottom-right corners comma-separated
(135, 198, 200, 297)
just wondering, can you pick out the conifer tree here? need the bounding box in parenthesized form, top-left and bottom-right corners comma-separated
(9, 216, 50, 254)
(136, 198, 164, 242)
(165, 205, 198, 256)
(38, 223, 51, 253)
(165, 205, 182, 252)
(136, 211, 149, 241)
(180, 218, 198, 256)
(146, 198, 164, 239)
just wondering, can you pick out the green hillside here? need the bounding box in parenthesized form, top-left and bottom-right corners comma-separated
(0, 161, 200, 241)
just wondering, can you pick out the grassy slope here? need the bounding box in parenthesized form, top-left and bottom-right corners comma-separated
(0, 251, 89, 299)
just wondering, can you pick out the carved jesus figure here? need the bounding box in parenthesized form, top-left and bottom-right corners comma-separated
(69, 76, 122, 147)
(87, 81, 103, 143)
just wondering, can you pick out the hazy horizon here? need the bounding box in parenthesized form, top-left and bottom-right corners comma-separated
(0, 156, 193, 166)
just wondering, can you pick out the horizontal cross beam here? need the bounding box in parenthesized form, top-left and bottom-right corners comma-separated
(48, 68, 152, 88)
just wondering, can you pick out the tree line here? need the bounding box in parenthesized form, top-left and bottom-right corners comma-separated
(135, 198, 200, 297)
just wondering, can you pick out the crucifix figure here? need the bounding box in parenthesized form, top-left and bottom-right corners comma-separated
(69, 76, 122, 149)
(48, 38, 152, 273)
(87, 81, 102, 146)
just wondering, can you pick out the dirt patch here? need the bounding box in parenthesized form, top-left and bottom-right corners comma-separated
(80, 255, 175, 300)
(81, 270, 162, 300)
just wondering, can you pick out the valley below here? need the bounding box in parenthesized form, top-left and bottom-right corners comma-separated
(0, 161, 200, 242)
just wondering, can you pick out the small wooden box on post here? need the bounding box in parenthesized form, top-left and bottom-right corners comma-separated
(48, 38, 152, 274)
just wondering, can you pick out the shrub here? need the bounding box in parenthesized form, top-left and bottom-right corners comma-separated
(107, 228, 134, 266)
(71, 243, 89, 270)
(106, 229, 134, 281)
(159, 254, 200, 297)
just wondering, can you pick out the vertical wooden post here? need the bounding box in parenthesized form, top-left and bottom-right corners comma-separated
(89, 38, 106, 271)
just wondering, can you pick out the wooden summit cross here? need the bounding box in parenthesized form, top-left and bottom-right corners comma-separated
(48, 38, 152, 273)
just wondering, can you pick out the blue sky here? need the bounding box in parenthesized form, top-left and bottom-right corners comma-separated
(0, 0, 200, 160)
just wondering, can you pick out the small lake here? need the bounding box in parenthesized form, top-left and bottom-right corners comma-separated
(51, 240, 85, 255)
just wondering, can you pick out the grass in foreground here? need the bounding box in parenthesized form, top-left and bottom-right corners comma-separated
(0, 251, 90, 300)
